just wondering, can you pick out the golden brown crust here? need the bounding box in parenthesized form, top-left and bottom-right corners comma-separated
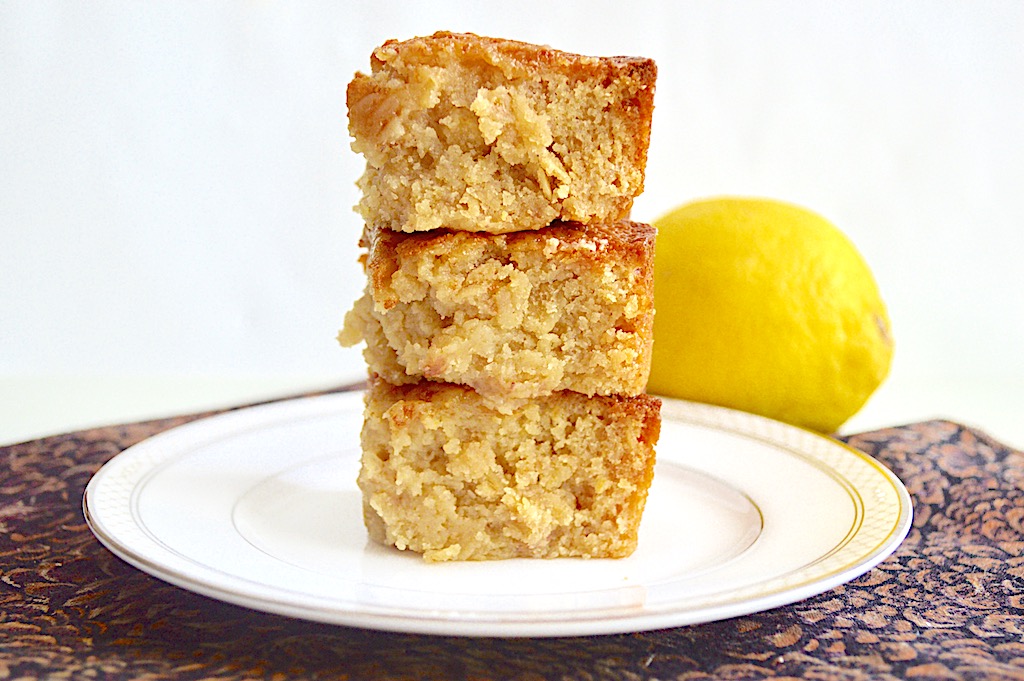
(368, 374, 662, 414)
(367, 31, 657, 84)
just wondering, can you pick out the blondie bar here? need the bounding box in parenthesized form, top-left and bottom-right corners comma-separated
(338, 220, 656, 399)
(347, 32, 656, 234)
(359, 378, 661, 561)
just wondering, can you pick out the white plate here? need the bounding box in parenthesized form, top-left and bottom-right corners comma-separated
(84, 392, 912, 637)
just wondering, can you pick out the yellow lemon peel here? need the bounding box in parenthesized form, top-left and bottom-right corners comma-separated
(648, 197, 893, 433)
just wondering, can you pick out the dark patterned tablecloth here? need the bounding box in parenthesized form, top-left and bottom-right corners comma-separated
(2, 388, 1023, 680)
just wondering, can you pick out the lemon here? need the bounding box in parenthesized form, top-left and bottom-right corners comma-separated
(648, 197, 893, 433)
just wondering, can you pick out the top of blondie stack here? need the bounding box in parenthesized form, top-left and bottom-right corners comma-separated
(362, 31, 653, 81)
(348, 32, 656, 233)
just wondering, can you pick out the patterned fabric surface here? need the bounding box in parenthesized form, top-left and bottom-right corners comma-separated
(1, 392, 1023, 680)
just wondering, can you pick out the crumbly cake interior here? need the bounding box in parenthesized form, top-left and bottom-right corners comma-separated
(338, 221, 655, 399)
(359, 379, 661, 562)
(347, 31, 656, 234)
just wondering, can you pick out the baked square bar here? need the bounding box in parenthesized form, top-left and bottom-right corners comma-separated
(358, 378, 661, 561)
(339, 220, 656, 399)
(347, 31, 656, 234)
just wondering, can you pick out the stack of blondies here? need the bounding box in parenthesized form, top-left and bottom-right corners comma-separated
(339, 32, 661, 561)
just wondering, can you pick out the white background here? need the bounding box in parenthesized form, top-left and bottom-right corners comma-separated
(2, 1, 1022, 447)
